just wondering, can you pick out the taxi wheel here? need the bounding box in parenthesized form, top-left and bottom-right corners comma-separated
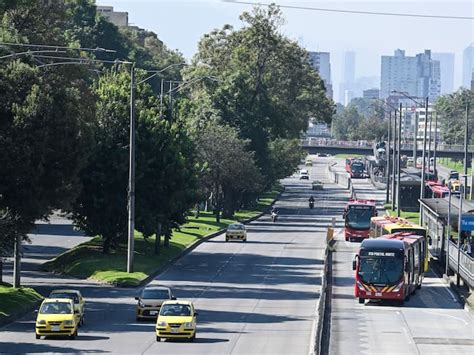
(190, 333, 196, 342)
(70, 329, 77, 340)
(156, 336, 161, 342)
(243, 238, 247, 242)
(35, 334, 40, 340)
(358, 298, 364, 304)
(225, 238, 229, 242)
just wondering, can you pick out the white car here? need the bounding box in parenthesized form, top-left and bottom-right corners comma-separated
(299, 170, 309, 180)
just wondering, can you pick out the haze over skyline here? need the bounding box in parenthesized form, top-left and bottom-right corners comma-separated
(97, 0, 474, 102)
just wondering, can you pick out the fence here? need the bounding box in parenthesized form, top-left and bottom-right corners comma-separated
(447, 240, 474, 289)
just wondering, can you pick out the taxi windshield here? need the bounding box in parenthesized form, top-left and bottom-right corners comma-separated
(40, 302, 72, 314)
(160, 304, 192, 316)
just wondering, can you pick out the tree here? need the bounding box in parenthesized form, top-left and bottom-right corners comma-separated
(195, 122, 262, 222)
(435, 89, 474, 145)
(0, 60, 96, 281)
(183, 5, 334, 186)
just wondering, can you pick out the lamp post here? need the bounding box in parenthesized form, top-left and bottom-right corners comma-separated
(463, 103, 470, 200)
(391, 91, 429, 223)
(445, 181, 452, 276)
(397, 103, 402, 216)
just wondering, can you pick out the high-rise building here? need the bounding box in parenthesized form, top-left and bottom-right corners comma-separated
(380, 49, 440, 102)
(432, 52, 455, 94)
(463, 44, 474, 88)
(339, 51, 356, 104)
(309, 51, 333, 99)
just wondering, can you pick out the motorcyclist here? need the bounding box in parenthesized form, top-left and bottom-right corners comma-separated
(309, 196, 315, 209)
(271, 206, 278, 221)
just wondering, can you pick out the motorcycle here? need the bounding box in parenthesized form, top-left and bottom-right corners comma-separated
(309, 201, 314, 209)
(271, 211, 278, 222)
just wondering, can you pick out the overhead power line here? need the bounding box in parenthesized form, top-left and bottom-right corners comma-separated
(221, 0, 474, 20)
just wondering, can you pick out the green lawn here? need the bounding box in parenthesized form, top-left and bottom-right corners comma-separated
(333, 154, 364, 159)
(437, 157, 472, 175)
(42, 185, 283, 287)
(0, 284, 43, 321)
(384, 204, 420, 224)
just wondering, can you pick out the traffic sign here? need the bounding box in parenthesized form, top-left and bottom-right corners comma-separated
(460, 214, 474, 231)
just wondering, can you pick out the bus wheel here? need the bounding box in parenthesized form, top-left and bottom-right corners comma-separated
(358, 298, 364, 304)
(416, 283, 421, 290)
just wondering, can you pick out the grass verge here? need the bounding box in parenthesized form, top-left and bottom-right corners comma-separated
(42, 185, 283, 287)
(333, 154, 364, 159)
(383, 204, 420, 223)
(0, 283, 43, 322)
(437, 157, 472, 175)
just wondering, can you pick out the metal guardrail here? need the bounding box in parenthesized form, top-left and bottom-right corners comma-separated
(448, 240, 474, 289)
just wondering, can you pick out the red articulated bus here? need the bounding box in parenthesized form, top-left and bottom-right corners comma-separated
(345, 158, 365, 178)
(343, 199, 377, 242)
(353, 232, 426, 305)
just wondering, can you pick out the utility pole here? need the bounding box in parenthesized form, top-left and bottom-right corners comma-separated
(413, 111, 418, 164)
(386, 111, 391, 203)
(457, 185, 464, 287)
(433, 112, 438, 177)
(397, 103, 402, 217)
(463, 103, 470, 199)
(127, 64, 136, 273)
(445, 181, 452, 276)
(427, 111, 432, 173)
(13, 233, 21, 288)
(392, 108, 397, 211)
(159, 78, 164, 118)
(419, 97, 429, 225)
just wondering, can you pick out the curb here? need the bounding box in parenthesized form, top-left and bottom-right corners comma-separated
(133, 187, 286, 289)
(312, 246, 332, 355)
(0, 298, 43, 329)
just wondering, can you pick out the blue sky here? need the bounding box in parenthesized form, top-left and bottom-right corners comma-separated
(96, 0, 474, 99)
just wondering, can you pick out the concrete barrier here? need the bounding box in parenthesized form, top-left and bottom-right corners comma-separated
(326, 162, 351, 190)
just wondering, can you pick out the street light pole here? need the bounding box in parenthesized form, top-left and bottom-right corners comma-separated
(420, 97, 429, 202)
(127, 64, 136, 273)
(397, 103, 402, 216)
(392, 108, 397, 211)
(427, 110, 433, 173)
(445, 181, 452, 276)
(463, 103, 470, 199)
(457, 184, 464, 287)
(386, 111, 391, 203)
(433, 112, 438, 178)
(413, 111, 418, 163)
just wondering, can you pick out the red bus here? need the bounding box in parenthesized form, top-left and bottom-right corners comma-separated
(353, 232, 425, 305)
(426, 182, 450, 198)
(345, 158, 365, 178)
(343, 199, 377, 242)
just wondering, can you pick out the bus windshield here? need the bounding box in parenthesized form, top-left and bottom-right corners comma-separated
(346, 206, 374, 230)
(358, 252, 403, 285)
(351, 163, 364, 172)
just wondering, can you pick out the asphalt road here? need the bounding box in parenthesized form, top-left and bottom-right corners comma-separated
(328, 171, 474, 355)
(0, 157, 347, 354)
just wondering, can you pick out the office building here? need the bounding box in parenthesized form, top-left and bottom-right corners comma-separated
(432, 52, 455, 94)
(380, 49, 440, 102)
(463, 43, 474, 88)
(363, 88, 380, 100)
(97, 5, 129, 27)
(309, 51, 333, 99)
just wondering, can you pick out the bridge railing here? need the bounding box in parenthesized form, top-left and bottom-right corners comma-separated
(302, 139, 474, 152)
(448, 240, 474, 289)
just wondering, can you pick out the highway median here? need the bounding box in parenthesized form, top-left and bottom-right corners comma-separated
(0, 282, 43, 327)
(41, 185, 284, 288)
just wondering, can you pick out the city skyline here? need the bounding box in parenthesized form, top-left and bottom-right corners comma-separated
(97, 0, 473, 102)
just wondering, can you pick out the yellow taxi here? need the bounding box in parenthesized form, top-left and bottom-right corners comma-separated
(305, 158, 313, 166)
(49, 289, 85, 326)
(155, 300, 197, 342)
(135, 286, 175, 321)
(35, 298, 79, 339)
